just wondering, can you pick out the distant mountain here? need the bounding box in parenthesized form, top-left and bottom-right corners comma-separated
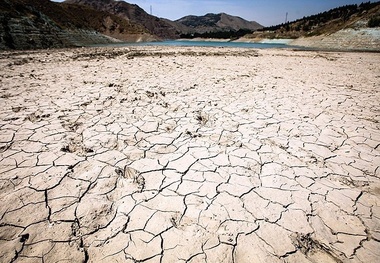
(169, 13, 263, 39)
(175, 13, 263, 34)
(65, 0, 179, 39)
(0, 0, 155, 50)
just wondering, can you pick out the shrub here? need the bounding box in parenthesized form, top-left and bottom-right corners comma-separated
(368, 16, 380, 27)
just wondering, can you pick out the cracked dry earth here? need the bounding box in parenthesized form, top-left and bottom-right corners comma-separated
(0, 46, 379, 263)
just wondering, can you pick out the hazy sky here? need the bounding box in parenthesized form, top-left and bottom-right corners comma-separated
(53, 0, 372, 26)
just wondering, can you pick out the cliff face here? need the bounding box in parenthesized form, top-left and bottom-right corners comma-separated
(0, 12, 117, 50)
(1, 0, 67, 49)
(0, 0, 156, 50)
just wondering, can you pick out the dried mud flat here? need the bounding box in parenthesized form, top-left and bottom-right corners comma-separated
(0, 46, 379, 263)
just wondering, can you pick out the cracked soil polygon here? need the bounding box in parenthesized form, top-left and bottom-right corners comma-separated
(0, 46, 379, 262)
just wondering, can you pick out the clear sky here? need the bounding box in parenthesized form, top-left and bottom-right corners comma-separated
(53, 0, 374, 26)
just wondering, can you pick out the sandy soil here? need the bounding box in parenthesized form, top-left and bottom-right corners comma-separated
(0, 46, 379, 262)
(290, 28, 380, 51)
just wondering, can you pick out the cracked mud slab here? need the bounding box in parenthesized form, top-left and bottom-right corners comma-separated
(0, 46, 379, 262)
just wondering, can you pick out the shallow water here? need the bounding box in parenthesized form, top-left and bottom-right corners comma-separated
(92, 40, 300, 49)
(145, 40, 292, 49)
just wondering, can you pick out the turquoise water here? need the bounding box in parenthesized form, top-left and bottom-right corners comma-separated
(143, 40, 292, 49)
(97, 40, 298, 49)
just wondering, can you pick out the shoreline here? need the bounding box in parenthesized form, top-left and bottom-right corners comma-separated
(79, 26, 380, 53)
(59, 40, 380, 54)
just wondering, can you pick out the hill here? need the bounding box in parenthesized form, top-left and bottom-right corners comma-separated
(245, 2, 380, 40)
(0, 0, 155, 50)
(65, 0, 179, 39)
(173, 13, 263, 39)
(239, 1, 380, 50)
(58, 2, 154, 42)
